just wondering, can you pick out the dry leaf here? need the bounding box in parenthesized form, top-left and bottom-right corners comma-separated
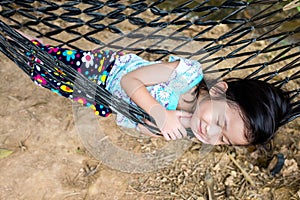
(0, 148, 13, 159)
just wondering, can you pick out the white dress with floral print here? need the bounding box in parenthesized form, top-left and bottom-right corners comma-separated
(106, 54, 203, 128)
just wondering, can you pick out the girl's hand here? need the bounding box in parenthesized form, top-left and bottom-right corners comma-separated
(152, 108, 192, 140)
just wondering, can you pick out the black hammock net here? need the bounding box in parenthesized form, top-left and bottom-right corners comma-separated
(0, 0, 300, 133)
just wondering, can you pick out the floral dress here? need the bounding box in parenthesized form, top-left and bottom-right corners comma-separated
(28, 40, 124, 117)
(28, 41, 203, 128)
(106, 54, 203, 128)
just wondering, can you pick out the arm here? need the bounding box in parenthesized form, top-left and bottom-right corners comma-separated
(120, 61, 191, 140)
(121, 62, 177, 115)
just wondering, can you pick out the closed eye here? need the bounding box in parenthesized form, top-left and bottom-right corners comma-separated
(222, 135, 232, 145)
(221, 136, 227, 144)
(217, 115, 230, 144)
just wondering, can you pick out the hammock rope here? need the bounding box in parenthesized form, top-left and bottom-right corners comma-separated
(0, 22, 162, 134)
(0, 0, 299, 127)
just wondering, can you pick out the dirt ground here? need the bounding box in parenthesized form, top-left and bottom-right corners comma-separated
(0, 54, 299, 200)
(0, 2, 300, 199)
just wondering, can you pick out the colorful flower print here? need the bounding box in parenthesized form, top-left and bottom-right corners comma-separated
(60, 85, 73, 93)
(54, 67, 66, 76)
(63, 50, 76, 61)
(156, 87, 171, 101)
(98, 71, 108, 85)
(48, 47, 60, 54)
(51, 88, 62, 96)
(34, 74, 47, 85)
(27, 40, 120, 118)
(74, 97, 87, 105)
(81, 52, 94, 68)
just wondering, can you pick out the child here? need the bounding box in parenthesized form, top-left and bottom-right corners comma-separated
(17, 32, 292, 146)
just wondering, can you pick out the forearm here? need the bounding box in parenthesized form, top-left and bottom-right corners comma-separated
(121, 75, 165, 119)
(120, 62, 179, 116)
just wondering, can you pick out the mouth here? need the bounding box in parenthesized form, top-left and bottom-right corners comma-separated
(194, 121, 209, 144)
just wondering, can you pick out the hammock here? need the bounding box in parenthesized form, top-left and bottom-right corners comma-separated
(0, 0, 299, 131)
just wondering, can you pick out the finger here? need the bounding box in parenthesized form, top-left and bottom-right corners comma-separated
(162, 131, 171, 141)
(179, 126, 187, 137)
(168, 131, 177, 140)
(173, 129, 183, 139)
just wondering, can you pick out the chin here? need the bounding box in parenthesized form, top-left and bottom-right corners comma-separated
(195, 134, 210, 144)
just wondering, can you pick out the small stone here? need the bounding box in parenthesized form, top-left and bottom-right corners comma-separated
(213, 163, 220, 171)
(254, 40, 266, 46)
(249, 163, 254, 170)
(263, 187, 270, 193)
(282, 159, 299, 176)
(225, 176, 234, 186)
(254, 166, 260, 172)
(231, 171, 237, 177)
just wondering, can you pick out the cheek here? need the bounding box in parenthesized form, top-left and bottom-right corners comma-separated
(194, 101, 212, 120)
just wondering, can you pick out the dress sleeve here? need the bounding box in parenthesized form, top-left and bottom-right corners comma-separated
(169, 56, 203, 92)
(141, 55, 204, 111)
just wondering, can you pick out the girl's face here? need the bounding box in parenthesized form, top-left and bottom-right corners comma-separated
(190, 85, 249, 146)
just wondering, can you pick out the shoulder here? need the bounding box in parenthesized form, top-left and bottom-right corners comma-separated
(116, 53, 143, 64)
(168, 55, 203, 79)
(169, 56, 202, 72)
(166, 56, 203, 94)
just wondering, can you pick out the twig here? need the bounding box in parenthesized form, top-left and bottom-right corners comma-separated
(18, 132, 32, 152)
(237, 181, 246, 198)
(205, 170, 215, 200)
(82, 162, 101, 177)
(127, 185, 142, 194)
(228, 153, 256, 187)
(18, 140, 27, 152)
(63, 192, 82, 199)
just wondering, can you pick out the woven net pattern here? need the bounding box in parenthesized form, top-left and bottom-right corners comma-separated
(0, 0, 299, 128)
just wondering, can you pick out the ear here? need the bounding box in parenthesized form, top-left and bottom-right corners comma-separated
(209, 81, 228, 97)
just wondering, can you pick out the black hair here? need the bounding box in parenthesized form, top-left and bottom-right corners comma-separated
(195, 78, 292, 145)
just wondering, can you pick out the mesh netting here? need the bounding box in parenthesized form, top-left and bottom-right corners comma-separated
(0, 0, 299, 126)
